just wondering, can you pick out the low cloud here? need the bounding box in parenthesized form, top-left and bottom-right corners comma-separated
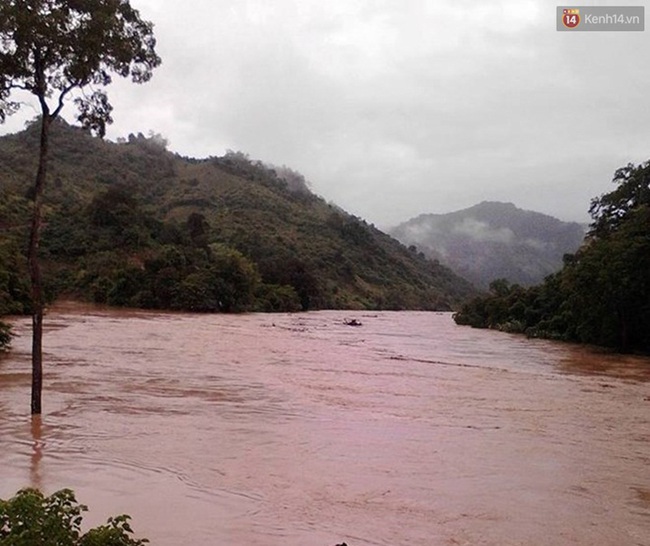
(452, 218, 515, 243)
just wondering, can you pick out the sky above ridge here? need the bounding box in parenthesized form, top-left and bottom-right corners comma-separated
(2, 0, 649, 228)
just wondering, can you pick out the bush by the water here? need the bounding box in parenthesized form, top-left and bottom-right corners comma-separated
(0, 488, 148, 545)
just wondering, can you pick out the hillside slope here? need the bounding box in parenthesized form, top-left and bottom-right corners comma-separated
(0, 121, 476, 312)
(390, 202, 585, 288)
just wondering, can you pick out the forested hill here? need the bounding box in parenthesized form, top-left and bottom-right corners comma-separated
(0, 120, 476, 318)
(390, 202, 585, 288)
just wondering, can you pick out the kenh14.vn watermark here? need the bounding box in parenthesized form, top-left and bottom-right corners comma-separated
(557, 6, 644, 31)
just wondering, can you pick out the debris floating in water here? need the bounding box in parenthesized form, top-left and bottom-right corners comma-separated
(344, 319, 362, 326)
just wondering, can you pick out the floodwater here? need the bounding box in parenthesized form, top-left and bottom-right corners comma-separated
(1, 302, 649, 546)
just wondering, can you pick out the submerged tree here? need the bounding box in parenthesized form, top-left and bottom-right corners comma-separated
(0, 0, 161, 414)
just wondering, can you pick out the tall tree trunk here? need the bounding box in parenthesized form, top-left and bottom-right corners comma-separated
(28, 114, 51, 415)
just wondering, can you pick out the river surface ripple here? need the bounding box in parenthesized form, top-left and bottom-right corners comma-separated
(1, 303, 649, 545)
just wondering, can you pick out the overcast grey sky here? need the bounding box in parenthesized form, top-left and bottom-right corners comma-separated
(2, 0, 650, 228)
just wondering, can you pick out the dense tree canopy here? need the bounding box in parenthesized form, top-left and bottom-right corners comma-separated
(588, 161, 650, 238)
(0, 191, 32, 350)
(454, 160, 650, 353)
(0, 0, 160, 134)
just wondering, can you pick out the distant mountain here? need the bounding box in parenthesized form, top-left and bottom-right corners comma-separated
(390, 202, 586, 289)
(0, 121, 477, 313)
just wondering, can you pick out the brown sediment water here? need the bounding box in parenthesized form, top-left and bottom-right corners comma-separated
(1, 302, 649, 545)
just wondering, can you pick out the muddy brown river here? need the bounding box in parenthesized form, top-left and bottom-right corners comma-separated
(1, 303, 649, 545)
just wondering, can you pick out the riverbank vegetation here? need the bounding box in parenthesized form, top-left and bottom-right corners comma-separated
(0, 120, 476, 345)
(0, 194, 32, 350)
(454, 161, 650, 353)
(0, 488, 148, 545)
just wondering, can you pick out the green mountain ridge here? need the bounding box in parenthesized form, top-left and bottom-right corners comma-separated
(390, 201, 586, 288)
(0, 120, 476, 320)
